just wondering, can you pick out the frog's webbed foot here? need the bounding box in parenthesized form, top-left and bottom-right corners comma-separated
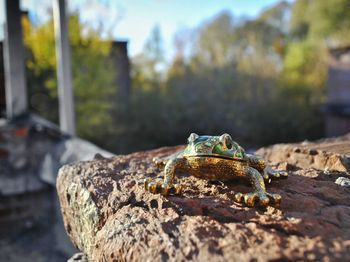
(234, 166, 282, 207)
(247, 155, 288, 182)
(144, 178, 182, 196)
(145, 158, 184, 196)
(263, 166, 288, 182)
(234, 191, 281, 207)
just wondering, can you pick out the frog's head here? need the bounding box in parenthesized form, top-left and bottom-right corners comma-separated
(183, 133, 246, 159)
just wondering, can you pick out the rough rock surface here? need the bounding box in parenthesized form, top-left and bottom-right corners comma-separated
(57, 136, 350, 262)
(335, 177, 350, 188)
(256, 134, 350, 173)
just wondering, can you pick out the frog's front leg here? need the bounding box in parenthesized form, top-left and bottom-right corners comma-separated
(246, 154, 288, 181)
(153, 151, 183, 168)
(234, 167, 281, 207)
(145, 158, 184, 196)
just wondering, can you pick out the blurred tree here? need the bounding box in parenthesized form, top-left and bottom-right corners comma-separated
(192, 11, 235, 67)
(142, 25, 165, 83)
(22, 16, 59, 122)
(22, 13, 117, 148)
(282, 0, 350, 105)
(286, 0, 350, 97)
(163, 0, 325, 148)
(291, 0, 350, 43)
(144, 25, 165, 67)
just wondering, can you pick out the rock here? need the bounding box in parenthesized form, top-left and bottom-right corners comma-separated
(335, 177, 350, 187)
(57, 140, 350, 262)
(256, 133, 350, 172)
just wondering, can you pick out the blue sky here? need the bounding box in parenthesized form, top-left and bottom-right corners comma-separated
(109, 0, 282, 59)
(1, 0, 283, 60)
(74, 0, 282, 60)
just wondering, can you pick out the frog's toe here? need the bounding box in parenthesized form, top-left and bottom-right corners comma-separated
(244, 192, 259, 207)
(264, 167, 288, 181)
(234, 192, 262, 206)
(153, 157, 165, 168)
(173, 184, 182, 195)
(149, 182, 163, 194)
(263, 173, 270, 181)
(234, 192, 244, 203)
(144, 178, 152, 190)
(144, 178, 182, 196)
(144, 178, 163, 194)
(278, 170, 288, 178)
(162, 183, 183, 196)
(161, 185, 171, 196)
(272, 172, 280, 178)
(234, 191, 278, 207)
(152, 157, 160, 163)
(259, 195, 270, 206)
(267, 192, 282, 206)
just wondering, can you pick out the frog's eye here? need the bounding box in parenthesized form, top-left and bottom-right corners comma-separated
(219, 133, 233, 149)
(188, 133, 199, 143)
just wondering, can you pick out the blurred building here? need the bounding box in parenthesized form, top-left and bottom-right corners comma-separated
(0, 42, 5, 116)
(325, 47, 350, 137)
(110, 41, 131, 104)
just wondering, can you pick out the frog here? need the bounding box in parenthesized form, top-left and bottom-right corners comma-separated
(144, 133, 288, 207)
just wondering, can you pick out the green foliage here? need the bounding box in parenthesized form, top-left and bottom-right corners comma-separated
(23, 16, 59, 121)
(193, 11, 235, 66)
(291, 0, 350, 44)
(23, 13, 117, 146)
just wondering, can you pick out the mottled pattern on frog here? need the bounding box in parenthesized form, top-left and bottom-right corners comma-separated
(145, 133, 288, 207)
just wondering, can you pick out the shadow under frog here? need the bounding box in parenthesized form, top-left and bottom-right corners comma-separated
(145, 133, 288, 207)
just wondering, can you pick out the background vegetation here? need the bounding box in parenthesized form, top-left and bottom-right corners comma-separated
(23, 0, 350, 153)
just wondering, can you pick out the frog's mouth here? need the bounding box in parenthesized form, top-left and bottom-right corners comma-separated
(185, 154, 246, 161)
